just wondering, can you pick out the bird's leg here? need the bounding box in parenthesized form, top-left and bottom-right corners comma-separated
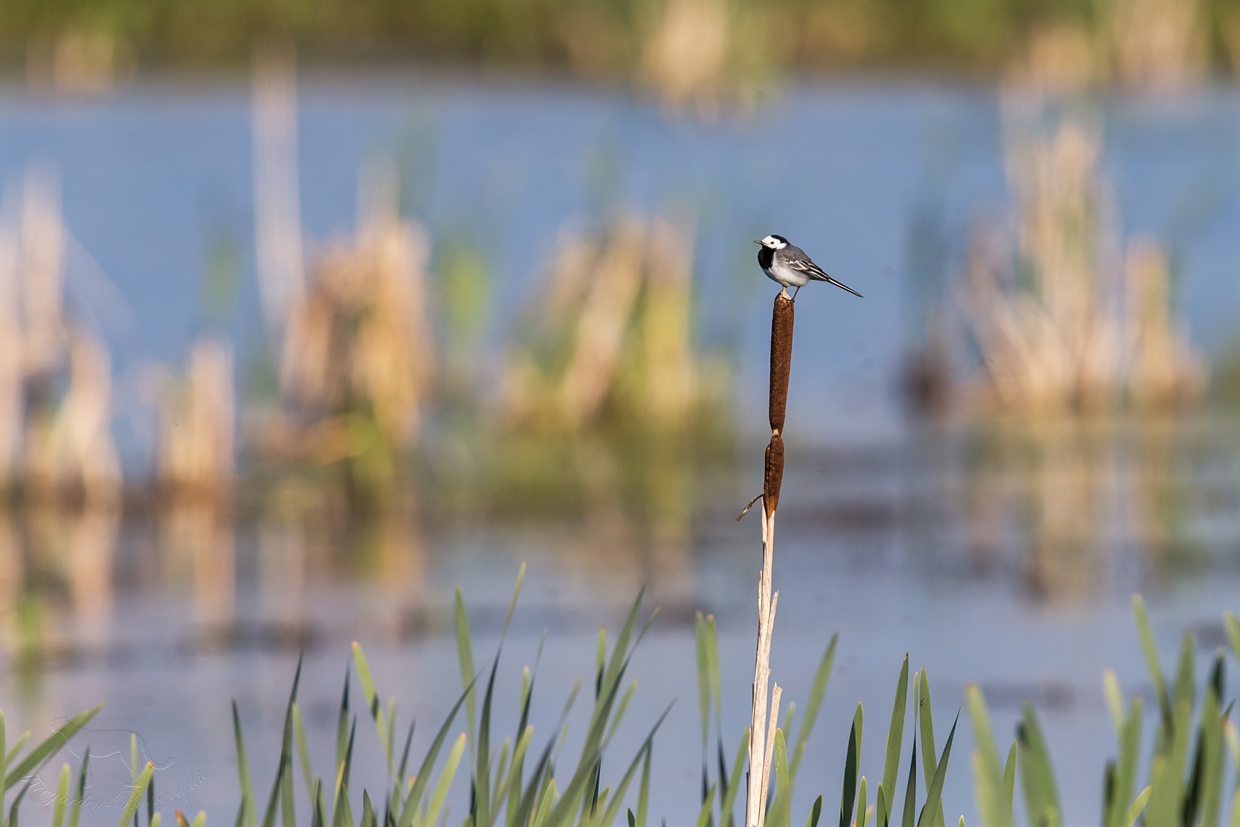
(791, 285, 801, 302)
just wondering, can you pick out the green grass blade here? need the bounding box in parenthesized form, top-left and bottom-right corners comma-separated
(352, 644, 391, 772)
(965, 685, 1007, 827)
(857, 777, 868, 827)
(1224, 612, 1240, 665)
(1147, 699, 1192, 826)
(511, 709, 570, 827)
(807, 795, 823, 827)
(706, 616, 723, 735)
(52, 762, 71, 827)
(792, 634, 838, 782)
(532, 777, 557, 827)
(503, 562, 526, 635)
(311, 777, 324, 827)
(264, 653, 304, 827)
(8, 779, 30, 827)
(233, 701, 258, 827)
(915, 670, 943, 827)
(595, 627, 607, 698)
(876, 785, 888, 827)
(543, 594, 648, 827)
(1102, 671, 1124, 736)
(293, 702, 315, 809)
(330, 759, 348, 827)
(637, 741, 652, 827)
(1132, 595, 1169, 717)
(329, 716, 357, 825)
(117, 762, 154, 827)
(336, 669, 352, 780)
(917, 713, 957, 827)
(695, 613, 710, 757)
(396, 718, 415, 804)
(901, 732, 917, 827)
(1121, 787, 1150, 827)
(1172, 632, 1195, 713)
(693, 614, 713, 815)
(506, 726, 534, 827)
(719, 728, 748, 827)
(361, 792, 377, 827)
(282, 742, 297, 827)
(603, 681, 638, 752)
(398, 674, 479, 827)
(1016, 703, 1059, 826)
(5, 731, 31, 769)
(491, 737, 512, 812)
(768, 729, 791, 827)
(883, 655, 910, 824)
(473, 653, 502, 827)
(694, 783, 717, 827)
(599, 707, 674, 827)
(840, 703, 863, 827)
(474, 567, 530, 827)
(1200, 659, 1230, 827)
(1001, 741, 1016, 820)
(1194, 667, 1225, 827)
(1105, 695, 1143, 827)
(69, 748, 89, 827)
(425, 733, 467, 827)
(4, 704, 101, 790)
(455, 587, 478, 762)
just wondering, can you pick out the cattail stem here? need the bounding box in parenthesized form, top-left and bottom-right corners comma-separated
(747, 289, 794, 827)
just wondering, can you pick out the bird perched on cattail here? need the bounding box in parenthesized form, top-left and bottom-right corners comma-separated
(755, 235, 862, 300)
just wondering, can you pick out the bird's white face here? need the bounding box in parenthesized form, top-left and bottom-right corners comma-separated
(759, 235, 788, 250)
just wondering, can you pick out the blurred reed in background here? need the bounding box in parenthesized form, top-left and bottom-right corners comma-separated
(0, 167, 121, 504)
(909, 104, 1207, 418)
(501, 216, 718, 434)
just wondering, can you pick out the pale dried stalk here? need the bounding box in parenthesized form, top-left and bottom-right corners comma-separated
(758, 682, 782, 827)
(747, 504, 779, 827)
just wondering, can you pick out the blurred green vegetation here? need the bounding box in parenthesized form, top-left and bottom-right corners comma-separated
(1212, 340, 1240, 412)
(3, 0, 1238, 78)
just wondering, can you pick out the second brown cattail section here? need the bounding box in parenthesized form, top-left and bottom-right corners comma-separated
(764, 290, 794, 518)
(763, 434, 784, 517)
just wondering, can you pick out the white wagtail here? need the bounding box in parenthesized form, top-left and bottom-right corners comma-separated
(755, 235, 863, 300)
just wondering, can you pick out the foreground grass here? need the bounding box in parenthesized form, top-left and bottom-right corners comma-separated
(1, 578, 1237, 826)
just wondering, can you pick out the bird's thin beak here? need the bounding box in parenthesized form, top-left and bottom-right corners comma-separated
(753, 239, 762, 244)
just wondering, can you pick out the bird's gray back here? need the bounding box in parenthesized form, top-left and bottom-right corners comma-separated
(781, 244, 812, 264)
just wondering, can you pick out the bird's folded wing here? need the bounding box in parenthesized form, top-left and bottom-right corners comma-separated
(789, 259, 831, 280)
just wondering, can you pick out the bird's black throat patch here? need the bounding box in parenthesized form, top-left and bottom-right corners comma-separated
(757, 246, 775, 269)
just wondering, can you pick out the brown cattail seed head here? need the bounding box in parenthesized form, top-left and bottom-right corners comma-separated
(763, 433, 784, 517)
(769, 291, 794, 434)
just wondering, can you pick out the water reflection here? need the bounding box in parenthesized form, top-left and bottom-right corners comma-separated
(0, 501, 118, 665)
(940, 416, 1233, 602)
(161, 498, 235, 633)
(1, 414, 1232, 671)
